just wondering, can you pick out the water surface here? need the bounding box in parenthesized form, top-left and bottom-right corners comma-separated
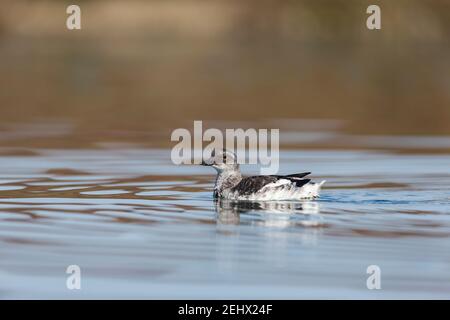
(0, 148, 449, 299)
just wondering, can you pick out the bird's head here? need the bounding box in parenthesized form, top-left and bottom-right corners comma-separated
(201, 149, 239, 173)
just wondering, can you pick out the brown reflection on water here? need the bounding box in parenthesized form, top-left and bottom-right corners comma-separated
(1, 166, 445, 239)
(1, 0, 449, 147)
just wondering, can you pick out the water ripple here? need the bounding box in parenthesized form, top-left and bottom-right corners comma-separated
(0, 149, 449, 298)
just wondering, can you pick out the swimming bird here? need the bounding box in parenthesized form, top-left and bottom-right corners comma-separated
(201, 150, 325, 201)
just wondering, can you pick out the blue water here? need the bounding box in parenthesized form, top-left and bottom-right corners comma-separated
(0, 149, 449, 298)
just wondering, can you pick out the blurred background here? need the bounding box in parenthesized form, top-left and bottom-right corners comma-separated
(0, 0, 449, 149)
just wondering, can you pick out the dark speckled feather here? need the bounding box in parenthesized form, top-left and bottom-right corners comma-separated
(231, 174, 311, 196)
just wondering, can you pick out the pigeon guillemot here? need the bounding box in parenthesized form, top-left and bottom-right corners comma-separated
(201, 150, 325, 201)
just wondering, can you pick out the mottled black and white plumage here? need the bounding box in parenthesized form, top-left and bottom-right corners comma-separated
(201, 150, 324, 201)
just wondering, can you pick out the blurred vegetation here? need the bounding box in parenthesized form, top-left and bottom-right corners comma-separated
(0, 0, 449, 147)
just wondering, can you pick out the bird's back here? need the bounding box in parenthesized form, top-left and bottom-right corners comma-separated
(225, 173, 323, 201)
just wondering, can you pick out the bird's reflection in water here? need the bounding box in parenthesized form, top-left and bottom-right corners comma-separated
(214, 200, 324, 272)
(215, 199, 323, 228)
